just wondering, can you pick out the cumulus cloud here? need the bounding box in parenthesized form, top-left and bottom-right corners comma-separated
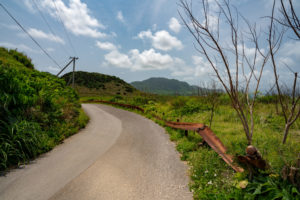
(96, 41, 117, 51)
(192, 56, 214, 77)
(116, 11, 125, 23)
(28, 28, 65, 44)
(137, 30, 183, 51)
(201, 14, 219, 31)
(168, 17, 181, 33)
(41, 0, 106, 38)
(129, 48, 173, 70)
(103, 48, 175, 71)
(24, 0, 35, 13)
(170, 56, 214, 79)
(104, 50, 132, 68)
(275, 41, 300, 74)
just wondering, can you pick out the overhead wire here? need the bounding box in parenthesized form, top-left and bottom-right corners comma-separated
(31, 0, 71, 57)
(0, 2, 62, 69)
(51, 0, 78, 57)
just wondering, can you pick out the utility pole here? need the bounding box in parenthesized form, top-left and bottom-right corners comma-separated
(70, 57, 78, 88)
(57, 57, 79, 88)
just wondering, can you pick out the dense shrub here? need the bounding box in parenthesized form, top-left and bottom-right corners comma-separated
(8, 49, 34, 69)
(0, 48, 86, 171)
(170, 97, 210, 115)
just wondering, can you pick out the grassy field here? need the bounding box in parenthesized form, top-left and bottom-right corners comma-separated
(81, 94, 300, 199)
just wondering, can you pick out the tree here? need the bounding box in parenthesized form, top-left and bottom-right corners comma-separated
(179, 0, 270, 145)
(268, 0, 300, 144)
(199, 80, 221, 128)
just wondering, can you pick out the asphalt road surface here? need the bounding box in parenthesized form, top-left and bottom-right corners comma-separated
(0, 104, 192, 200)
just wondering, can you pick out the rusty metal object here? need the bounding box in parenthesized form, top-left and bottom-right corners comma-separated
(238, 146, 268, 170)
(85, 100, 244, 173)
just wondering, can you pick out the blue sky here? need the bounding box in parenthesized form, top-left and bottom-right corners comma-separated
(0, 0, 299, 90)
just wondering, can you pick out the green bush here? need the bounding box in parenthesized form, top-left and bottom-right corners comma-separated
(8, 49, 34, 69)
(0, 48, 87, 171)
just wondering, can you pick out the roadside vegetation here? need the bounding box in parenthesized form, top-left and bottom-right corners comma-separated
(0, 47, 89, 171)
(62, 71, 137, 97)
(82, 94, 299, 199)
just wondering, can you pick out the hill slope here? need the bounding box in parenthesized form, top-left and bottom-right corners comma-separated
(0, 47, 88, 171)
(61, 71, 137, 96)
(131, 77, 202, 95)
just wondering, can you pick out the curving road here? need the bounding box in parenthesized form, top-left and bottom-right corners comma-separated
(0, 104, 192, 200)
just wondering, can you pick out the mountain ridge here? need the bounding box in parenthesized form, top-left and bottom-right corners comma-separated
(131, 77, 205, 95)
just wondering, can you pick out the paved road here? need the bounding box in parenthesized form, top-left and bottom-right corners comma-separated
(0, 104, 192, 200)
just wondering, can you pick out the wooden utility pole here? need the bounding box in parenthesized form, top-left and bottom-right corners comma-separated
(70, 57, 78, 88)
(56, 57, 78, 88)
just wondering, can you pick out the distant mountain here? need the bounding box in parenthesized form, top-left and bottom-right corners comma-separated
(61, 71, 137, 96)
(131, 77, 207, 95)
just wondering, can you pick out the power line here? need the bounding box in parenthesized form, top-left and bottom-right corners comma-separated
(31, 0, 71, 57)
(51, 0, 78, 57)
(0, 3, 62, 69)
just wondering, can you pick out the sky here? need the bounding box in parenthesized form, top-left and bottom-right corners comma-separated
(0, 0, 299, 91)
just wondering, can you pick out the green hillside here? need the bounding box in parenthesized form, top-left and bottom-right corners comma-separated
(61, 71, 137, 96)
(131, 77, 205, 95)
(0, 47, 88, 171)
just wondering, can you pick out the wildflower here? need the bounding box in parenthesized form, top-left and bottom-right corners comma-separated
(237, 180, 248, 189)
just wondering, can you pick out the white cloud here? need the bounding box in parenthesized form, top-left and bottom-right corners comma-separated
(275, 41, 300, 73)
(24, 0, 35, 13)
(202, 14, 219, 31)
(104, 50, 132, 68)
(138, 30, 183, 51)
(193, 56, 214, 77)
(280, 41, 300, 57)
(28, 28, 65, 44)
(41, 0, 106, 38)
(168, 17, 181, 33)
(103, 48, 174, 71)
(116, 11, 125, 23)
(96, 41, 117, 51)
(129, 48, 173, 70)
(170, 56, 213, 79)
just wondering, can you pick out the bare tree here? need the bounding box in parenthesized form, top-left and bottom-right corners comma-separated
(179, 0, 270, 145)
(279, 0, 300, 39)
(200, 80, 221, 128)
(269, 0, 300, 144)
